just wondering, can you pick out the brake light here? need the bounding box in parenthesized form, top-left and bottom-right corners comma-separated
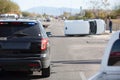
(28, 63, 40, 67)
(11, 22, 21, 25)
(41, 38, 48, 51)
(0, 22, 4, 24)
(110, 52, 120, 57)
(0, 22, 8, 24)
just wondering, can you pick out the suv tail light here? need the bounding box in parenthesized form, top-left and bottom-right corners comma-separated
(110, 52, 120, 57)
(41, 38, 48, 51)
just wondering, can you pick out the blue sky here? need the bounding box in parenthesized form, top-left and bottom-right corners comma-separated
(11, 0, 119, 11)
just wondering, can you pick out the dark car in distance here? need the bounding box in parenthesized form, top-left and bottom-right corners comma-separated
(0, 19, 51, 77)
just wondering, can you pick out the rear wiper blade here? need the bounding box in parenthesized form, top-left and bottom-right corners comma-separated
(7, 32, 29, 39)
(13, 32, 29, 37)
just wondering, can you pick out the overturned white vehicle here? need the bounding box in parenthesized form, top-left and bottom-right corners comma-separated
(64, 19, 106, 36)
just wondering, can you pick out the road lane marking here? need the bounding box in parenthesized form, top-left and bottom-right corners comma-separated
(79, 72, 87, 80)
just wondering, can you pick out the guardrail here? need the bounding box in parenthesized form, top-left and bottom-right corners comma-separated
(113, 23, 120, 31)
(106, 22, 120, 31)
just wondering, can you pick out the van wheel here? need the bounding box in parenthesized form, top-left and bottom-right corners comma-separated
(42, 66, 50, 77)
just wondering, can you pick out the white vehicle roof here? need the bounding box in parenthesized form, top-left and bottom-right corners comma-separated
(100, 30, 120, 73)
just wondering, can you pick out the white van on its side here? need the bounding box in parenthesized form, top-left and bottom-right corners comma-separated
(64, 20, 90, 36)
(64, 19, 106, 36)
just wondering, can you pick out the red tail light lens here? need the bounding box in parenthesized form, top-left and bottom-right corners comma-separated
(28, 63, 40, 67)
(110, 52, 120, 57)
(41, 38, 48, 51)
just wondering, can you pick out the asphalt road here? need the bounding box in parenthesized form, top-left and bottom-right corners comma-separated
(0, 20, 113, 80)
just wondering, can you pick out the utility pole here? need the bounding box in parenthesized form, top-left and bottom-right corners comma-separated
(80, 6, 85, 17)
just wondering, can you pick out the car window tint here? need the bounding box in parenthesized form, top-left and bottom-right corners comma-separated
(108, 39, 120, 66)
(39, 23, 47, 38)
(0, 22, 41, 37)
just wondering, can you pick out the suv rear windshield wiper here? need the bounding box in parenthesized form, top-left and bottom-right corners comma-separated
(7, 32, 29, 38)
(13, 32, 29, 37)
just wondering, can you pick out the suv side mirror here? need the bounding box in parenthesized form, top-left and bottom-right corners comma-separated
(46, 32, 52, 37)
(43, 24, 49, 28)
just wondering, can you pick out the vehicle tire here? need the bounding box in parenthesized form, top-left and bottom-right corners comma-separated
(42, 66, 50, 77)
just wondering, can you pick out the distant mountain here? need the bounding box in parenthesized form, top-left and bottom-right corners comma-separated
(26, 7, 80, 16)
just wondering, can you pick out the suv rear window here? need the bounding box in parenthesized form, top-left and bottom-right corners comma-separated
(108, 39, 120, 66)
(0, 22, 41, 37)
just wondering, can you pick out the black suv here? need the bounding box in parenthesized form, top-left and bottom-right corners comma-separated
(0, 19, 51, 77)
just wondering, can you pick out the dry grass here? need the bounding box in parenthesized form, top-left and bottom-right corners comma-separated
(112, 19, 120, 24)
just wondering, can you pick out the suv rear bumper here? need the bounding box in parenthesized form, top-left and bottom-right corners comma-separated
(0, 56, 50, 71)
(0, 59, 42, 71)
